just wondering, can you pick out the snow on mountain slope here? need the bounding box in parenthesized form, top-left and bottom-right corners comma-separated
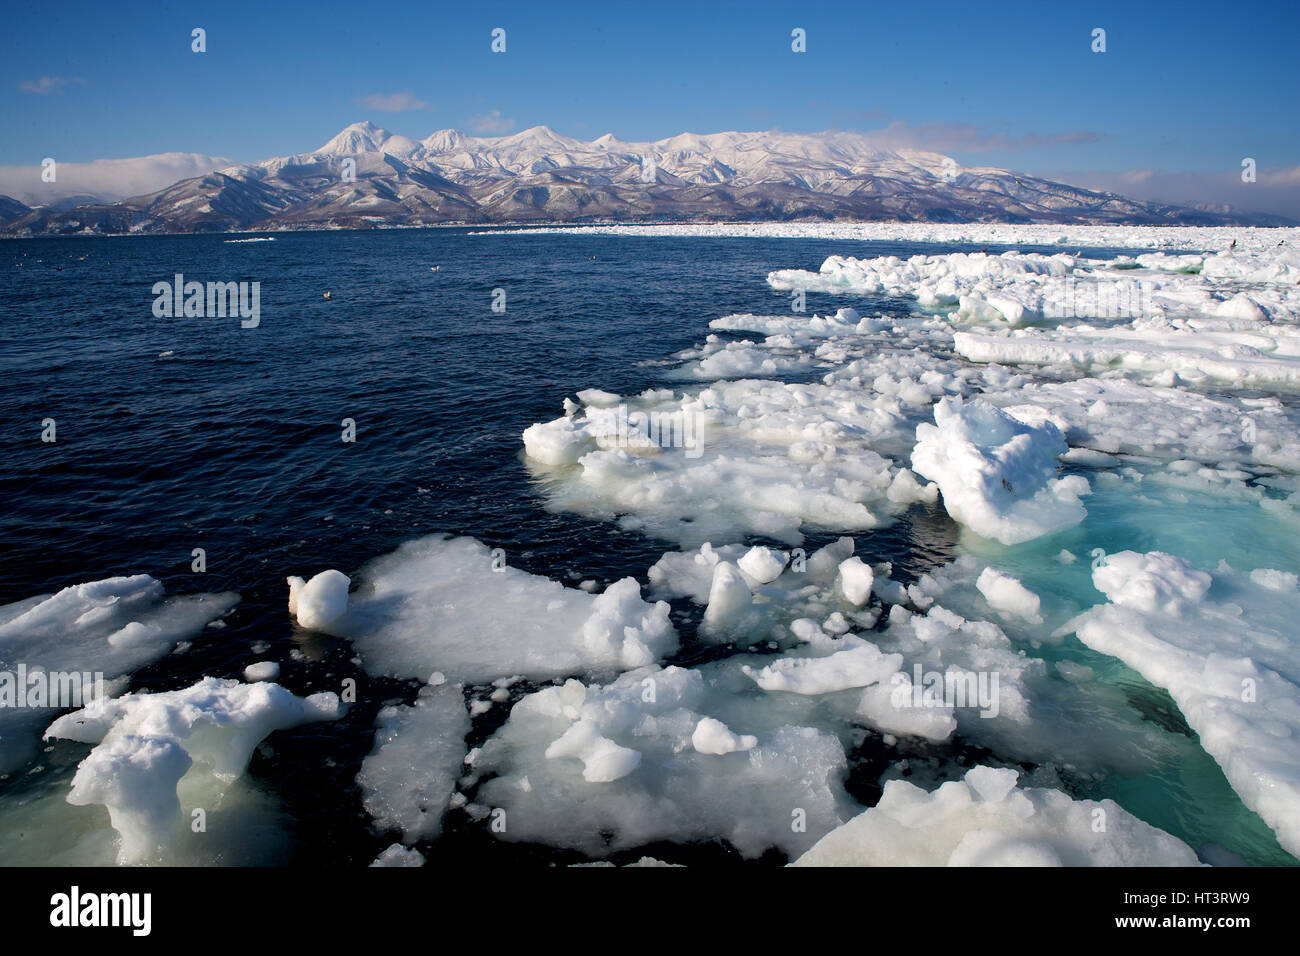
(4, 123, 1291, 236)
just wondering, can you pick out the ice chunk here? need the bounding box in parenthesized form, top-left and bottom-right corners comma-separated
(911, 397, 1089, 545)
(357, 682, 470, 843)
(737, 545, 789, 585)
(545, 719, 642, 783)
(836, 556, 875, 606)
(806, 537, 856, 584)
(371, 843, 425, 867)
(975, 568, 1042, 625)
(46, 678, 342, 864)
(691, 717, 757, 755)
(290, 535, 675, 683)
(242, 661, 279, 682)
(743, 640, 902, 695)
(700, 561, 755, 640)
(792, 765, 1199, 866)
(66, 734, 193, 868)
(0, 575, 238, 775)
(522, 416, 594, 466)
(286, 570, 350, 630)
(647, 542, 746, 603)
(1092, 550, 1211, 614)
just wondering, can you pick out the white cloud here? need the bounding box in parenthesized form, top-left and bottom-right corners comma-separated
(470, 109, 516, 135)
(358, 91, 431, 112)
(0, 153, 234, 205)
(19, 75, 82, 95)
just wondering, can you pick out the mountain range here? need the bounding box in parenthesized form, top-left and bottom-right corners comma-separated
(1, 121, 1291, 235)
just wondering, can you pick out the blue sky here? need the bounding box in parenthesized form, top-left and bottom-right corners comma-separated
(4, 0, 1299, 211)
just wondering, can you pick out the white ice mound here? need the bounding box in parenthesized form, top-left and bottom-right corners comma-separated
(691, 716, 757, 755)
(1069, 551, 1300, 857)
(912, 397, 1089, 545)
(836, 556, 875, 606)
(700, 561, 756, 640)
(975, 567, 1042, 624)
(286, 570, 350, 630)
(743, 638, 902, 695)
(792, 765, 1199, 866)
(545, 718, 643, 782)
(357, 681, 470, 843)
(45, 677, 342, 864)
(292, 534, 676, 683)
(737, 545, 788, 585)
(0, 575, 238, 774)
(475, 666, 854, 859)
(371, 843, 425, 867)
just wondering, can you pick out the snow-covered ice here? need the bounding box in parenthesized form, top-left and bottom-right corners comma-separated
(792, 765, 1200, 866)
(288, 534, 675, 682)
(473, 666, 856, 859)
(44, 677, 342, 863)
(0, 575, 238, 775)
(1067, 552, 1300, 857)
(911, 397, 1090, 545)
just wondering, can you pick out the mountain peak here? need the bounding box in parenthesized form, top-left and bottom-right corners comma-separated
(422, 128, 470, 153)
(500, 125, 578, 147)
(315, 121, 393, 156)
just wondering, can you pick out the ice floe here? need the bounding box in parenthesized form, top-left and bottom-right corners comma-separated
(357, 680, 470, 843)
(44, 677, 342, 863)
(288, 534, 675, 682)
(0, 576, 238, 775)
(473, 665, 856, 859)
(1066, 551, 1300, 857)
(791, 765, 1200, 866)
(523, 379, 936, 548)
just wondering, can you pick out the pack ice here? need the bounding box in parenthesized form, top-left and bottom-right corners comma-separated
(507, 222, 1300, 865)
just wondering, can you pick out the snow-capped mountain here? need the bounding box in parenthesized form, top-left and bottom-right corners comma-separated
(1, 122, 1290, 235)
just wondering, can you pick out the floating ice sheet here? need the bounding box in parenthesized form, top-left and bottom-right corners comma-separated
(357, 680, 470, 843)
(474, 666, 856, 859)
(290, 534, 676, 683)
(0, 576, 238, 775)
(791, 765, 1199, 866)
(1066, 551, 1300, 857)
(44, 677, 342, 864)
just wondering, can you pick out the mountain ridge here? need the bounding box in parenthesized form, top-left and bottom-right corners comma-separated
(3, 122, 1293, 235)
